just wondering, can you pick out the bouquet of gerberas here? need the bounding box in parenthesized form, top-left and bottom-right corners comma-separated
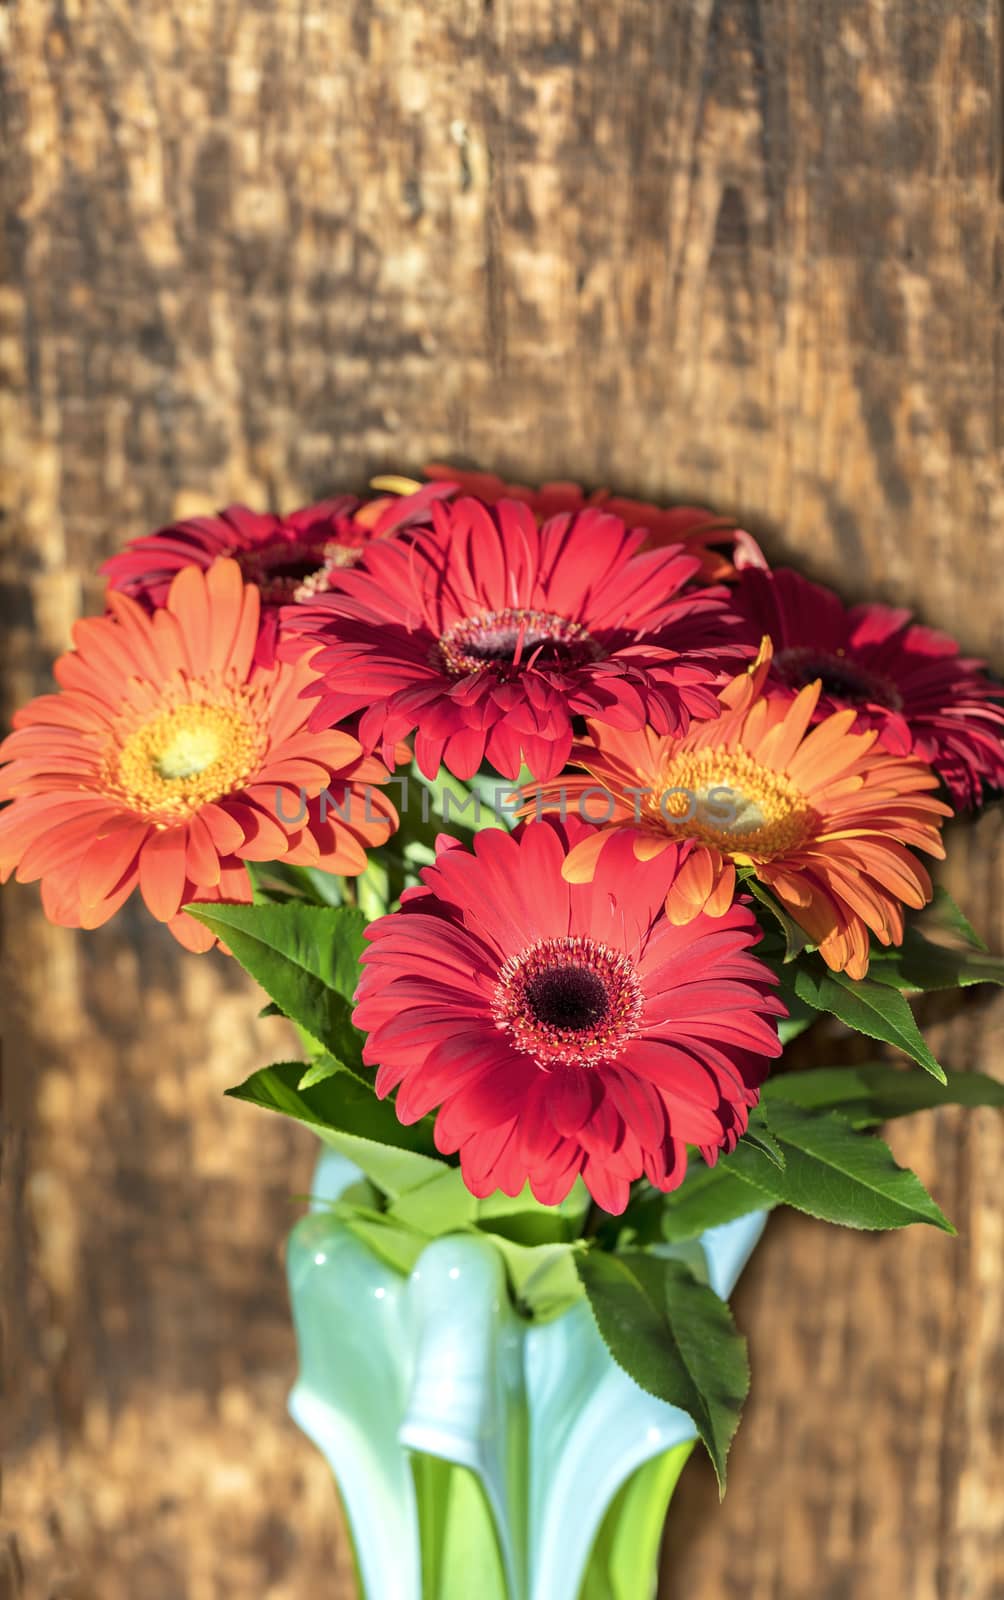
(4, 467, 1004, 1600)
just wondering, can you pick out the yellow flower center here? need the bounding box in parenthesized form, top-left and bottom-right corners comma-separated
(156, 722, 223, 779)
(107, 699, 265, 823)
(649, 747, 817, 860)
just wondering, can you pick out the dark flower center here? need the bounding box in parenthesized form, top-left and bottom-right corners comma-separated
(438, 608, 601, 679)
(236, 538, 357, 603)
(236, 539, 324, 598)
(774, 646, 903, 711)
(493, 935, 643, 1068)
(524, 966, 610, 1031)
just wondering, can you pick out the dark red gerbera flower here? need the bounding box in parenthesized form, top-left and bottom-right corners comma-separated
(736, 567, 1004, 808)
(100, 490, 452, 666)
(353, 818, 785, 1213)
(383, 464, 769, 581)
(282, 496, 749, 782)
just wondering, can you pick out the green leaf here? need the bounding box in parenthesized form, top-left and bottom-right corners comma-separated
(868, 931, 1004, 994)
(247, 860, 347, 906)
(722, 1101, 954, 1233)
(614, 1169, 760, 1253)
(471, 1183, 542, 1222)
(474, 1177, 590, 1241)
(647, 1237, 712, 1286)
(927, 885, 988, 950)
(764, 1063, 1004, 1127)
(339, 1212, 430, 1274)
(468, 768, 522, 830)
(770, 966, 820, 1044)
(186, 900, 368, 1065)
(475, 1209, 573, 1248)
(302, 866, 349, 907)
(660, 1164, 774, 1244)
(606, 1182, 666, 1249)
(491, 1237, 585, 1322)
(355, 856, 392, 922)
(576, 1250, 749, 1490)
(225, 1060, 450, 1194)
(373, 765, 497, 897)
(297, 1057, 343, 1091)
(742, 875, 813, 960)
(776, 999, 819, 1046)
(386, 1167, 477, 1233)
(406, 762, 503, 841)
(741, 1110, 786, 1170)
(865, 886, 1004, 992)
(791, 961, 946, 1083)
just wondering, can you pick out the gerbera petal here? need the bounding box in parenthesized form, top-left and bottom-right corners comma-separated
(138, 828, 189, 921)
(168, 909, 221, 954)
(578, 1159, 632, 1214)
(78, 820, 151, 908)
(185, 810, 223, 888)
(545, 1067, 604, 1136)
(561, 827, 617, 883)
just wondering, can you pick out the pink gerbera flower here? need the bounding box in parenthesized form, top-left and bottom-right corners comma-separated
(736, 567, 1004, 807)
(283, 496, 749, 782)
(353, 818, 785, 1213)
(100, 490, 450, 666)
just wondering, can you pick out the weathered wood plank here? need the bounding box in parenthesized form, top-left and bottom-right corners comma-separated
(1, 3, 1001, 1596)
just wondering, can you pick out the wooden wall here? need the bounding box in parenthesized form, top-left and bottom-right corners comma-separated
(2, 3, 1002, 1596)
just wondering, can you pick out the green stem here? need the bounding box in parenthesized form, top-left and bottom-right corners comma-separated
(356, 856, 391, 921)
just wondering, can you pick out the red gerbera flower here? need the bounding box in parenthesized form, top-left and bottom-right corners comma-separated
(736, 567, 1004, 807)
(353, 818, 785, 1213)
(100, 491, 449, 666)
(283, 496, 749, 782)
(380, 464, 768, 581)
(0, 559, 397, 950)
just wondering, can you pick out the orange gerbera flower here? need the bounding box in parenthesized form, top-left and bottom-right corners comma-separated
(0, 559, 397, 951)
(539, 644, 951, 979)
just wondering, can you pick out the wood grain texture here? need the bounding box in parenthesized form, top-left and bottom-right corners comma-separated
(1, 2, 1002, 1596)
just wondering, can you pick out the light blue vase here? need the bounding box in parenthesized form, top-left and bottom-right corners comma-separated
(287, 1149, 766, 1600)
